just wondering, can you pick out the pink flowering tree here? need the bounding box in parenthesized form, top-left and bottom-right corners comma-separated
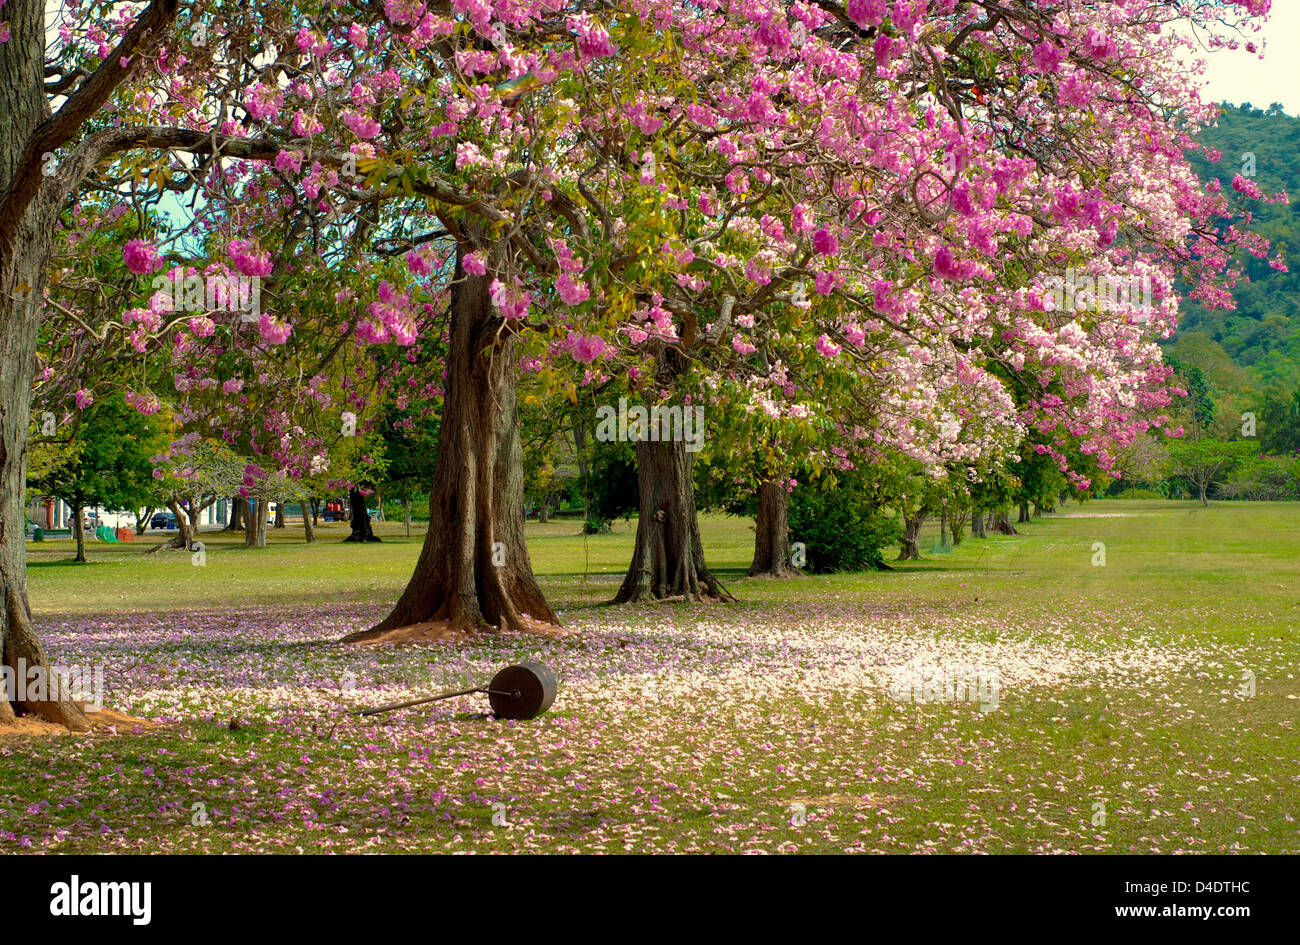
(499, 0, 1280, 600)
(1, 0, 1281, 728)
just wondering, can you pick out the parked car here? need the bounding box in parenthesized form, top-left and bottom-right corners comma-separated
(151, 512, 177, 530)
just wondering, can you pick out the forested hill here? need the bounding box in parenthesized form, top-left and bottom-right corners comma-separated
(1170, 103, 1300, 406)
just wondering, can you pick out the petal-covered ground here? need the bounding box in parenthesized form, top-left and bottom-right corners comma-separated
(4, 501, 1298, 853)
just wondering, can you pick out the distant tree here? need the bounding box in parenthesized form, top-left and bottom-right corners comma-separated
(1254, 385, 1300, 455)
(376, 404, 439, 539)
(151, 439, 245, 552)
(1218, 453, 1300, 500)
(1166, 439, 1258, 505)
(29, 395, 163, 562)
(1165, 356, 1217, 434)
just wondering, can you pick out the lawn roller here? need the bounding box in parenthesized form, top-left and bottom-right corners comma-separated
(353, 661, 558, 720)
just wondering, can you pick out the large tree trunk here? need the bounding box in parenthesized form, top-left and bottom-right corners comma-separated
(226, 496, 244, 531)
(1017, 501, 1030, 524)
(274, 502, 285, 529)
(1198, 482, 1208, 506)
(148, 496, 194, 552)
(0, 70, 88, 726)
(310, 497, 320, 527)
(72, 503, 86, 563)
(748, 479, 797, 578)
(343, 487, 380, 542)
(136, 505, 154, 535)
(243, 498, 268, 548)
(0, 300, 88, 728)
(348, 255, 558, 639)
(971, 510, 988, 539)
(897, 512, 926, 561)
(302, 503, 315, 543)
(172, 497, 196, 550)
(0, 0, 173, 732)
(614, 345, 730, 604)
(991, 511, 1018, 535)
(614, 438, 733, 603)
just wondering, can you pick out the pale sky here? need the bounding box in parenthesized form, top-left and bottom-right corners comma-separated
(1194, 4, 1300, 115)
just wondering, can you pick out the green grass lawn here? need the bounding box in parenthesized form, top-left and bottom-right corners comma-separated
(5, 499, 1298, 853)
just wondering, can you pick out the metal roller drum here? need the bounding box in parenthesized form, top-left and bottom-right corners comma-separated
(354, 661, 559, 721)
(486, 661, 558, 720)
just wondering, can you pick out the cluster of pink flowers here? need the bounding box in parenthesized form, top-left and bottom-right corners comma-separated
(125, 391, 162, 415)
(228, 240, 273, 278)
(122, 240, 164, 275)
(489, 279, 532, 320)
(565, 332, 607, 364)
(569, 15, 618, 60)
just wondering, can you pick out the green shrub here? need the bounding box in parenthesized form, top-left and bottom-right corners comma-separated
(1116, 487, 1164, 499)
(788, 482, 901, 573)
(1217, 453, 1300, 500)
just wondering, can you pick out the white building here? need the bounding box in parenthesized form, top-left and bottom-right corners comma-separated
(26, 498, 231, 533)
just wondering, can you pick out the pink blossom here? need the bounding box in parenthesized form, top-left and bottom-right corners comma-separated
(812, 229, 839, 256)
(1032, 42, 1065, 74)
(816, 334, 842, 358)
(755, 17, 789, 52)
(274, 150, 304, 175)
(1231, 174, 1262, 200)
(814, 270, 839, 296)
(489, 279, 531, 320)
(567, 333, 606, 363)
(571, 16, 618, 60)
(125, 391, 162, 415)
(933, 245, 965, 280)
(1081, 28, 1113, 61)
(243, 83, 283, 121)
(791, 203, 814, 235)
(732, 335, 757, 355)
(556, 273, 590, 306)
(343, 111, 382, 140)
(406, 251, 432, 275)
(292, 110, 323, 137)
(846, 0, 886, 28)
(123, 240, 163, 275)
(228, 240, 273, 278)
(258, 314, 292, 345)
